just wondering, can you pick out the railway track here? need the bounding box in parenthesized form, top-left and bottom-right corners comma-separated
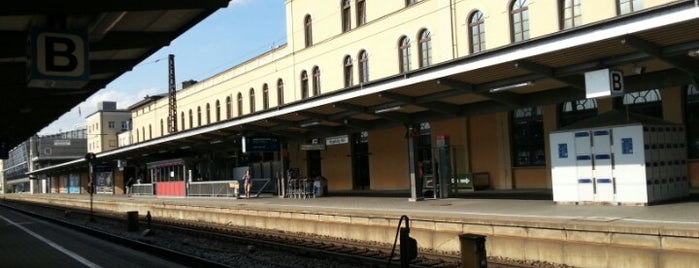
(1, 199, 536, 268)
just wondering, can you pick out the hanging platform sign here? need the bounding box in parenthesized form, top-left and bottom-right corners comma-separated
(584, 68, 624, 99)
(27, 28, 89, 89)
(325, 135, 349, 146)
(243, 137, 280, 152)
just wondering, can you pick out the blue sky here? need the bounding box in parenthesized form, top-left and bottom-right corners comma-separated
(39, 0, 287, 135)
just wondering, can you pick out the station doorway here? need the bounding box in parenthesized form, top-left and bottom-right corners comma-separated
(306, 150, 321, 178)
(351, 131, 370, 190)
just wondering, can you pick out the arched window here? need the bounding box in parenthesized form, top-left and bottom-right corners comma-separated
(304, 15, 313, 47)
(342, 0, 351, 32)
(249, 88, 256, 113)
(226, 96, 232, 119)
(511, 106, 544, 167)
(237, 92, 243, 116)
(358, 50, 369, 83)
(197, 106, 202, 126)
(277, 79, 285, 106)
(469, 10, 485, 53)
(160, 119, 164, 136)
(312, 66, 321, 96)
(344, 56, 353, 87)
(620, 89, 662, 118)
(406, 0, 416, 6)
(618, 0, 642, 15)
(398, 36, 411, 73)
(262, 83, 269, 110)
(189, 109, 193, 129)
(687, 84, 699, 159)
(148, 125, 152, 139)
(559, 99, 597, 127)
(181, 112, 185, 130)
(301, 70, 309, 99)
(510, 0, 530, 43)
(206, 103, 211, 124)
(215, 100, 221, 122)
(356, 0, 366, 26)
(560, 0, 581, 29)
(418, 29, 431, 68)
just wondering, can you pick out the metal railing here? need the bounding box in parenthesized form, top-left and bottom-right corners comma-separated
(131, 183, 154, 196)
(187, 180, 239, 197)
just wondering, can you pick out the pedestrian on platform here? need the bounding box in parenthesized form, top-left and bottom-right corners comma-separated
(125, 177, 134, 197)
(243, 169, 252, 199)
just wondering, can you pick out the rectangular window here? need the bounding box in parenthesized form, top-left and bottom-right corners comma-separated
(108, 121, 115, 129)
(561, 0, 581, 30)
(511, 106, 545, 167)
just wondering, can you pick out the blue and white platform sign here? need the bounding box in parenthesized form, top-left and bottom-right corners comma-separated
(28, 28, 89, 88)
(621, 138, 633, 154)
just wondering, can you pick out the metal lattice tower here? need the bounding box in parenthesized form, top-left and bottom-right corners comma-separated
(168, 54, 177, 133)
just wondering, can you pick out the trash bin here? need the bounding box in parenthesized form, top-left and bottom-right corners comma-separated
(459, 233, 487, 268)
(127, 211, 139, 232)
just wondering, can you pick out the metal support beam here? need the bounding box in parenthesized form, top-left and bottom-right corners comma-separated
(514, 60, 586, 89)
(621, 35, 699, 76)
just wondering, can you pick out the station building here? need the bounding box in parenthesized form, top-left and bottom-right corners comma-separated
(28, 0, 699, 201)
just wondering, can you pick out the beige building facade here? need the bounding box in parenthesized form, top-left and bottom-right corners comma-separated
(83, 0, 699, 194)
(86, 102, 131, 154)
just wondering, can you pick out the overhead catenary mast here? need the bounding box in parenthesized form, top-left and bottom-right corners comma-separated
(168, 54, 177, 133)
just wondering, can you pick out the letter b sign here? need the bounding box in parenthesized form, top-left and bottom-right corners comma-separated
(609, 70, 624, 96)
(28, 29, 89, 88)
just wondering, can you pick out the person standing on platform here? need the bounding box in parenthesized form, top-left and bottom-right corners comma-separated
(126, 177, 134, 197)
(243, 169, 252, 199)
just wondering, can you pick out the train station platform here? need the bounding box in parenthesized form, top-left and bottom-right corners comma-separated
(2, 190, 699, 268)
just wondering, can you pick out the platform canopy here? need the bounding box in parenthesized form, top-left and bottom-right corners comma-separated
(0, 0, 230, 150)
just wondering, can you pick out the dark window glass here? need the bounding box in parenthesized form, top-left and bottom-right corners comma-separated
(226, 96, 232, 119)
(206, 103, 211, 124)
(399, 36, 411, 73)
(277, 79, 284, 105)
(356, 0, 366, 26)
(312, 67, 321, 96)
(249, 88, 256, 113)
(469, 10, 485, 53)
(301, 71, 309, 99)
(512, 106, 545, 167)
(418, 29, 431, 68)
(619, 89, 663, 118)
(358, 50, 369, 83)
(189, 109, 193, 129)
(304, 15, 313, 47)
(342, 0, 351, 32)
(511, 0, 530, 42)
(237, 93, 243, 116)
(559, 99, 597, 127)
(344, 56, 353, 87)
(197, 107, 202, 126)
(262, 84, 269, 110)
(215, 100, 221, 122)
(560, 0, 581, 29)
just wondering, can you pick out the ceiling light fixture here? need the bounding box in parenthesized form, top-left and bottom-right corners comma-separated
(488, 81, 532, 93)
(300, 121, 320, 127)
(374, 105, 402, 114)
